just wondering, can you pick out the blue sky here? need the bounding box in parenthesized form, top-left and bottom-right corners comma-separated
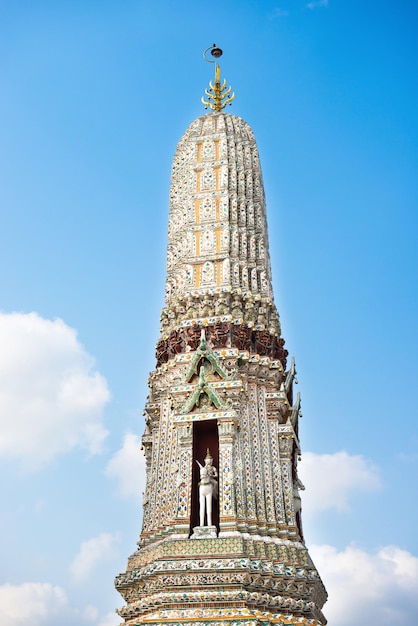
(0, 1, 417, 624)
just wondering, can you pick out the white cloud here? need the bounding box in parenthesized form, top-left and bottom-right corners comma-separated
(69, 532, 120, 584)
(306, 0, 328, 8)
(0, 582, 68, 626)
(105, 432, 146, 500)
(0, 582, 115, 625)
(97, 612, 121, 626)
(271, 7, 289, 18)
(81, 605, 99, 621)
(299, 451, 381, 514)
(0, 311, 110, 469)
(311, 544, 418, 625)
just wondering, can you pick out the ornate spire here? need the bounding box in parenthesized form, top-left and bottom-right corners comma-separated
(115, 47, 328, 626)
(201, 44, 235, 111)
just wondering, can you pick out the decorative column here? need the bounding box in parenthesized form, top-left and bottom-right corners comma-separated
(217, 419, 238, 535)
(278, 424, 298, 538)
(173, 422, 193, 536)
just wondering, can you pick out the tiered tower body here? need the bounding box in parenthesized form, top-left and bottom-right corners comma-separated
(115, 60, 327, 626)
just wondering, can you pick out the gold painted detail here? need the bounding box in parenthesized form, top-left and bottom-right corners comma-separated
(202, 63, 235, 112)
(195, 264, 202, 287)
(215, 197, 221, 221)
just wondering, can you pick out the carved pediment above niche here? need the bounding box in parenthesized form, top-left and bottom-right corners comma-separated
(184, 329, 228, 383)
(179, 365, 231, 415)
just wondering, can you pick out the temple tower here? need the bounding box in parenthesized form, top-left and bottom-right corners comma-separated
(115, 46, 327, 626)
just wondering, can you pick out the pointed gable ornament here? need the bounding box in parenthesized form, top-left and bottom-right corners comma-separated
(180, 364, 228, 414)
(181, 330, 230, 414)
(184, 329, 228, 383)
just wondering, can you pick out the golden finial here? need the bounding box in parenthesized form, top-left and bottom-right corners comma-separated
(201, 44, 235, 112)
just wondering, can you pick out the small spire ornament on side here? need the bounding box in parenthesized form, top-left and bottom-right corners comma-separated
(201, 44, 235, 111)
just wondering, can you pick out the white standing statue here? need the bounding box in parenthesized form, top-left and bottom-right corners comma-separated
(196, 449, 218, 527)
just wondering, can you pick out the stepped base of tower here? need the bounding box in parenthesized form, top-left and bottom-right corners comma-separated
(115, 535, 327, 625)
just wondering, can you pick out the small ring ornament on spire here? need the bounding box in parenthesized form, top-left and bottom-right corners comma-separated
(201, 43, 235, 112)
(203, 44, 223, 62)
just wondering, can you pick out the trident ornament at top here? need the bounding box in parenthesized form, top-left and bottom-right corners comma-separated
(201, 44, 235, 112)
